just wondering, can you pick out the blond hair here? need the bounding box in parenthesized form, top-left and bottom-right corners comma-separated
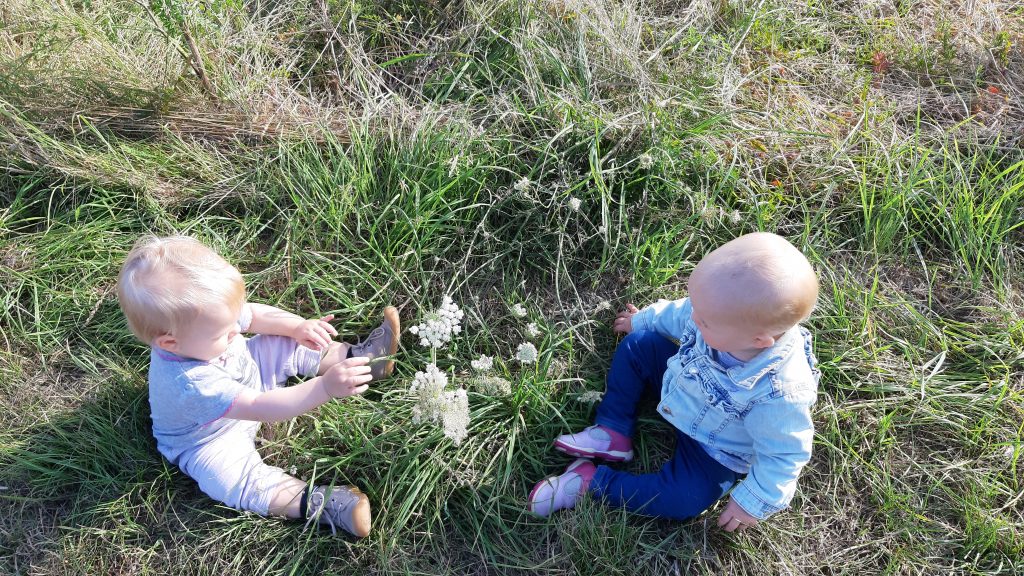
(116, 236, 245, 343)
(690, 232, 818, 333)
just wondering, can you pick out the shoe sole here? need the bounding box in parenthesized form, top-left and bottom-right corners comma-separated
(553, 439, 633, 462)
(350, 491, 372, 538)
(380, 306, 400, 379)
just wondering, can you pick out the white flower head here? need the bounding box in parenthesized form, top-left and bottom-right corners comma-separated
(595, 300, 611, 312)
(471, 354, 494, 372)
(441, 388, 470, 446)
(638, 153, 654, 169)
(471, 374, 512, 396)
(511, 303, 528, 318)
(568, 197, 582, 211)
(525, 322, 542, 339)
(728, 209, 742, 225)
(514, 177, 531, 192)
(410, 295, 465, 348)
(516, 342, 539, 364)
(577, 390, 604, 404)
(409, 364, 470, 445)
(598, 225, 607, 234)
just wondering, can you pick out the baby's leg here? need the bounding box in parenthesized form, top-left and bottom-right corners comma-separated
(247, 334, 326, 389)
(268, 476, 309, 518)
(588, 432, 739, 520)
(317, 341, 350, 375)
(181, 429, 296, 516)
(594, 330, 678, 437)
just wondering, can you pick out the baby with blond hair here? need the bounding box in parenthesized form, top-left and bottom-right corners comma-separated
(117, 235, 400, 537)
(529, 232, 820, 532)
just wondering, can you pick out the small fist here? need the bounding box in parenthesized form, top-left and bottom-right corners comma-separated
(717, 498, 759, 533)
(293, 314, 339, 351)
(322, 356, 373, 399)
(612, 304, 640, 334)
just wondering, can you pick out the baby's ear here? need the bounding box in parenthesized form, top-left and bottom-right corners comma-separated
(154, 333, 178, 352)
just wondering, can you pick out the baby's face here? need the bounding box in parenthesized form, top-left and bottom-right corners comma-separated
(171, 304, 241, 362)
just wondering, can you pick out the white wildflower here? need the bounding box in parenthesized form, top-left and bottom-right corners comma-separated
(516, 342, 539, 364)
(441, 388, 470, 446)
(471, 374, 512, 396)
(410, 295, 465, 348)
(525, 322, 542, 339)
(546, 357, 567, 378)
(595, 300, 611, 312)
(514, 177, 531, 192)
(410, 364, 449, 414)
(568, 197, 582, 211)
(1005, 445, 1017, 463)
(470, 354, 494, 372)
(288, 465, 298, 476)
(638, 153, 654, 169)
(728, 209, 742, 224)
(598, 225, 607, 234)
(577, 390, 604, 404)
(409, 364, 470, 445)
(511, 303, 528, 318)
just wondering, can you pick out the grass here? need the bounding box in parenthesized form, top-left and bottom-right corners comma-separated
(2, 0, 1023, 574)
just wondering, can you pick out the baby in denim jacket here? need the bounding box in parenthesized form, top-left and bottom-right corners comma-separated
(529, 232, 819, 532)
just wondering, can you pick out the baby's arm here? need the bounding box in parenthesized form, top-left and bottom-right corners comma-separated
(246, 302, 338, 351)
(624, 298, 693, 340)
(725, 397, 814, 526)
(224, 356, 371, 422)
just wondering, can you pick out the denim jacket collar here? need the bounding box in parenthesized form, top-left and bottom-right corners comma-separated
(693, 325, 803, 390)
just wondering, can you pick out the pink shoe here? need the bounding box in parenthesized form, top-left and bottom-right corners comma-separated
(553, 425, 633, 462)
(527, 458, 596, 517)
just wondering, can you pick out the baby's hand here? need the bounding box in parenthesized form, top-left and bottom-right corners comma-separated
(292, 314, 339, 351)
(322, 357, 373, 399)
(717, 498, 759, 533)
(612, 304, 639, 333)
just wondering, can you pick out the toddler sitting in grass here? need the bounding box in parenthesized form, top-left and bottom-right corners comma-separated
(529, 232, 820, 532)
(116, 235, 400, 538)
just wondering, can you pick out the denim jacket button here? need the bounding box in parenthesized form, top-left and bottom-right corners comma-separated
(661, 405, 673, 415)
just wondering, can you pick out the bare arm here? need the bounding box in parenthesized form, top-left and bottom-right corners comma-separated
(223, 357, 371, 422)
(247, 302, 338, 351)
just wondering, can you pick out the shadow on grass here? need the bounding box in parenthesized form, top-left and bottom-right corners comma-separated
(0, 375, 353, 575)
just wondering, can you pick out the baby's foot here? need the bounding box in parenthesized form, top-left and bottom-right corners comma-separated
(305, 485, 372, 537)
(553, 425, 634, 462)
(528, 458, 596, 517)
(349, 306, 400, 380)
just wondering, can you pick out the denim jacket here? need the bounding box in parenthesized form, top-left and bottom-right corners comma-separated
(632, 298, 819, 520)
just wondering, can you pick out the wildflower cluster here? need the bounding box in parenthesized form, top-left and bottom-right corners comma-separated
(516, 342, 539, 364)
(409, 364, 470, 445)
(525, 322, 542, 339)
(471, 354, 494, 372)
(471, 375, 512, 396)
(409, 295, 464, 348)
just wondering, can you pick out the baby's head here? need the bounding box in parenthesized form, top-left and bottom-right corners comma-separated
(117, 236, 245, 361)
(688, 232, 818, 355)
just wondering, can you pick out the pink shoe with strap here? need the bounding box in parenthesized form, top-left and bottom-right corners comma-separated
(527, 458, 596, 517)
(553, 425, 634, 462)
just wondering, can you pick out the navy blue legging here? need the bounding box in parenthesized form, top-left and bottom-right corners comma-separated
(589, 330, 739, 520)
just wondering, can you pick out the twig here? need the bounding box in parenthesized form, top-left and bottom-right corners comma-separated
(132, 0, 216, 99)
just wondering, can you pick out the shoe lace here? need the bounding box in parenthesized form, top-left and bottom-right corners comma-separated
(303, 489, 338, 536)
(350, 326, 385, 356)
